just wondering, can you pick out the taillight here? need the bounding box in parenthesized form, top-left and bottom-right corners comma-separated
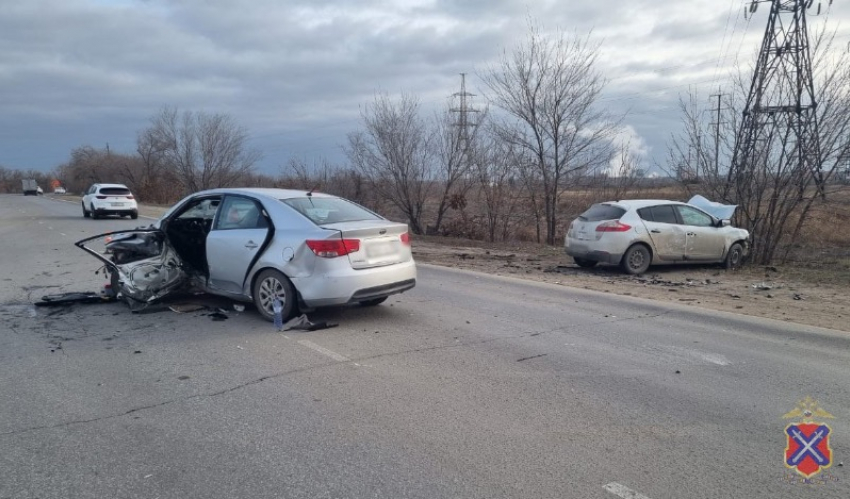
(126, 195, 134, 200)
(595, 221, 632, 232)
(306, 239, 360, 258)
(96, 195, 107, 199)
(400, 232, 410, 245)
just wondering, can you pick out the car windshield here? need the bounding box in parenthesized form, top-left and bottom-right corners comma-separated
(282, 197, 381, 225)
(578, 203, 626, 222)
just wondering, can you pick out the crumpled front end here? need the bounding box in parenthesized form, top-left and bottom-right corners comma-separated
(75, 230, 190, 309)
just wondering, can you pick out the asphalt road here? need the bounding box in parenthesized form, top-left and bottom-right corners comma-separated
(1, 193, 848, 499)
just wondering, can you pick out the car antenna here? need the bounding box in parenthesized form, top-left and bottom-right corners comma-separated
(307, 185, 319, 197)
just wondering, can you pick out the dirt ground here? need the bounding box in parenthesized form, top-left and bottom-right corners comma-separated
(411, 235, 850, 333)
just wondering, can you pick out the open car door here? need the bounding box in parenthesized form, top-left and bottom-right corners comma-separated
(75, 229, 188, 309)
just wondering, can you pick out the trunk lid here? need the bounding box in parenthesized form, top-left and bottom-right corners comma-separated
(320, 220, 411, 269)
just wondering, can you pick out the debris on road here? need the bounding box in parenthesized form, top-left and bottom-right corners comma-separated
(206, 308, 229, 321)
(281, 314, 338, 332)
(168, 303, 207, 313)
(35, 292, 116, 307)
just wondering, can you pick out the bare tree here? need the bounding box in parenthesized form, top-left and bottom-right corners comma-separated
(430, 104, 487, 234)
(345, 93, 434, 234)
(480, 20, 621, 245)
(474, 133, 524, 242)
(140, 106, 261, 193)
(665, 24, 850, 264)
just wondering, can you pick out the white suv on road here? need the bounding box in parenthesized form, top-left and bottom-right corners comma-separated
(82, 183, 139, 219)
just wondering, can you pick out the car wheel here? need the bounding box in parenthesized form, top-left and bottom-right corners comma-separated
(130, 211, 138, 220)
(573, 257, 598, 268)
(621, 244, 651, 275)
(90, 204, 99, 219)
(252, 269, 296, 322)
(82, 203, 90, 218)
(725, 242, 744, 270)
(359, 296, 388, 307)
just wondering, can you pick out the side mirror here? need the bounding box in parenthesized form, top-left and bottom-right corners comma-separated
(719, 219, 731, 227)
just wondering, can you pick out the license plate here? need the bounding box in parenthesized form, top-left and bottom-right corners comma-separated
(111, 203, 123, 207)
(366, 242, 397, 258)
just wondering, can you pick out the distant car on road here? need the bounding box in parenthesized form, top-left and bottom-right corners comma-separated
(81, 183, 138, 219)
(36, 186, 44, 195)
(564, 196, 749, 275)
(54, 187, 66, 194)
(76, 188, 417, 322)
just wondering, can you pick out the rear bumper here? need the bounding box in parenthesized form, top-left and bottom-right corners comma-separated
(293, 260, 417, 307)
(91, 201, 138, 213)
(565, 247, 623, 264)
(565, 239, 624, 265)
(93, 208, 138, 216)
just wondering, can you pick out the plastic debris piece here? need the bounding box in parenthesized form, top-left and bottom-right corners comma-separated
(35, 292, 115, 306)
(282, 313, 338, 332)
(169, 303, 207, 313)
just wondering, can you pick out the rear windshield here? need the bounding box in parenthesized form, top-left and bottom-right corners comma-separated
(99, 187, 131, 196)
(282, 197, 381, 225)
(578, 203, 626, 222)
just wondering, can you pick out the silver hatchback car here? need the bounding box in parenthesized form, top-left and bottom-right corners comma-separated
(77, 188, 416, 321)
(564, 196, 749, 275)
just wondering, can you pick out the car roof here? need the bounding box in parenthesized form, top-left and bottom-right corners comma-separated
(193, 187, 335, 200)
(95, 183, 131, 189)
(601, 199, 689, 209)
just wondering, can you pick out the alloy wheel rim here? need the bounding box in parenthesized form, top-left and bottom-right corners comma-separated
(259, 277, 285, 314)
(630, 251, 645, 269)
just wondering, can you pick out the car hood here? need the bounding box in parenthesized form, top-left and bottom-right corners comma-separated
(687, 195, 737, 220)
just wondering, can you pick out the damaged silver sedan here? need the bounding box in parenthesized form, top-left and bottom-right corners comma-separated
(76, 188, 417, 321)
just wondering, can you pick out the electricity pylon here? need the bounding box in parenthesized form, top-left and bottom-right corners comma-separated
(729, 0, 825, 198)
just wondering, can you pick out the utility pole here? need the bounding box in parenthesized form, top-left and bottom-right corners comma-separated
(710, 89, 723, 178)
(730, 0, 824, 195)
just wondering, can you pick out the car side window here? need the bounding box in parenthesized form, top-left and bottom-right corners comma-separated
(637, 208, 654, 222)
(215, 197, 267, 230)
(677, 206, 714, 227)
(649, 205, 679, 224)
(175, 198, 219, 222)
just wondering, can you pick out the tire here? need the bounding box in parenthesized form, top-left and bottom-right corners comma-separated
(82, 203, 90, 218)
(252, 269, 296, 322)
(573, 257, 598, 268)
(90, 204, 99, 219)
(724, 242, 744, 270)
(130, 211, 138, 220)
(621, 244, 652, 275)
(359, 296, 388, 307)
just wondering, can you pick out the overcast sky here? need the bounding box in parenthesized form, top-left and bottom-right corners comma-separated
(1, 0, 849, 176)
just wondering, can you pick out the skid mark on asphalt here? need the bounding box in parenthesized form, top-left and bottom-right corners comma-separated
(604, 482, 654, 499)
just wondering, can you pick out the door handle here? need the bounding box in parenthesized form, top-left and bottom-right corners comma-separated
(650, 229, 661, 234)
(245, 241, 258, 249)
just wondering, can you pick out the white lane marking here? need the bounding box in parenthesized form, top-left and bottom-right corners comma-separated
(664, 346, 731, 366)
(59, 233, 66, 236)
(297, 340, 349, 362)
(603, 482, 654, 499)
